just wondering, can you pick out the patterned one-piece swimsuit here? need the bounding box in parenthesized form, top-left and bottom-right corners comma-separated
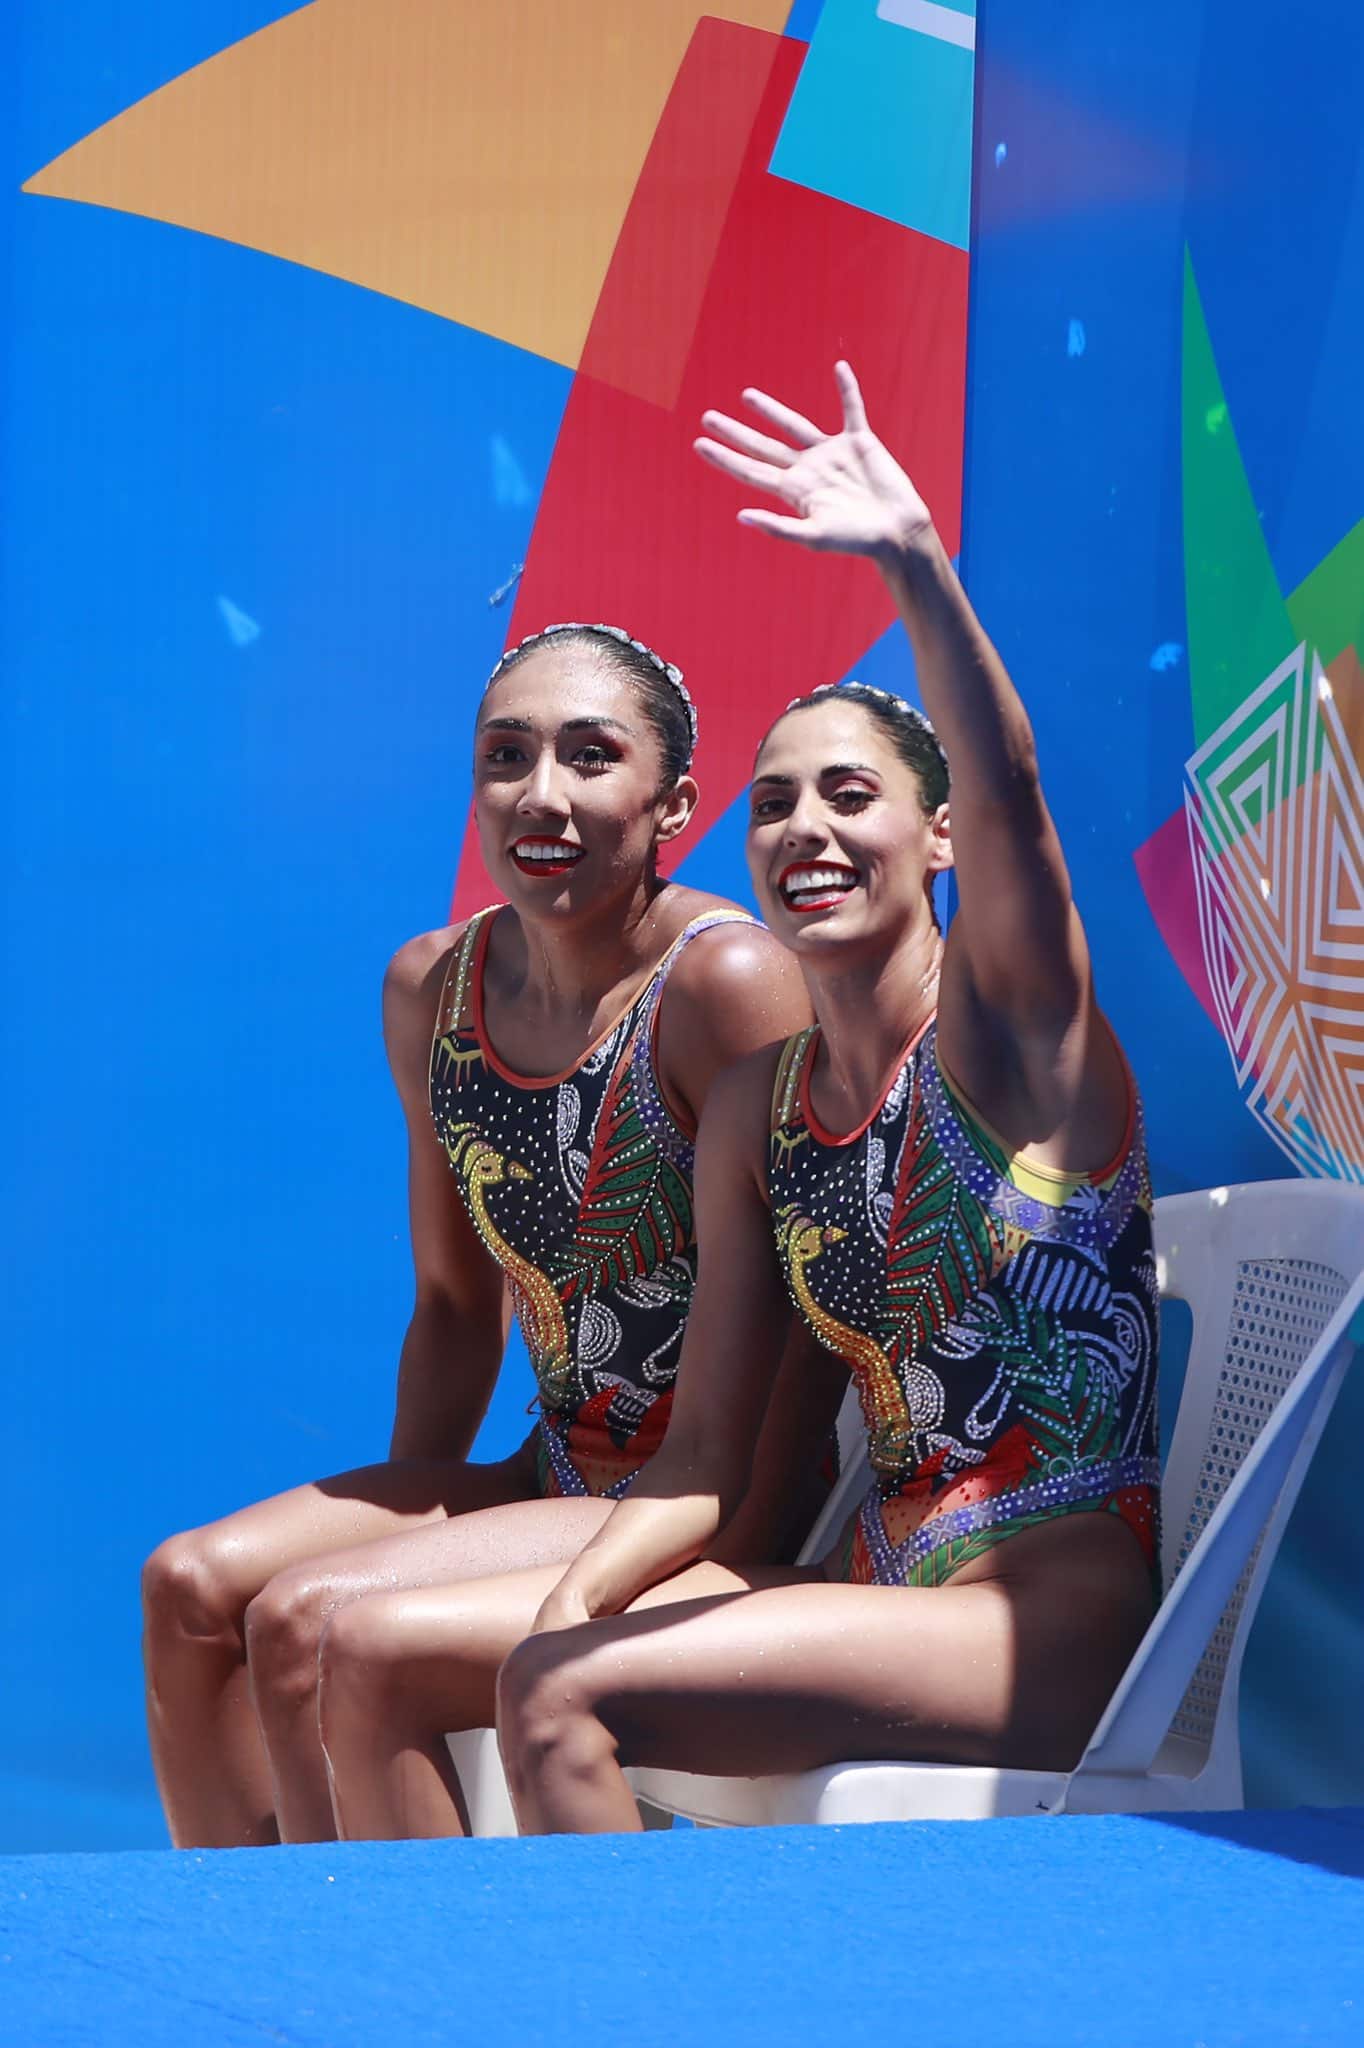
(768, 1017, 1161, 1587)
(429, 905, 754, 1499)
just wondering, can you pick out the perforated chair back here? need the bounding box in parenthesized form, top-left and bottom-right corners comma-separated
(1067, 1178, 1364, 1805)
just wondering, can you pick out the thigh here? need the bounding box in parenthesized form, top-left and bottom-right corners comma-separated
(322, 1563, 577, 1730)
(185, 1444, 539, 1612)
(554, 1559, 1125, 1775)
(267, 1494, 618, 1613)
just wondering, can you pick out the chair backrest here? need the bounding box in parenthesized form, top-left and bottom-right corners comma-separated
(1076, 1178, 1364, 1790)
(795, 1382, 869, 1566)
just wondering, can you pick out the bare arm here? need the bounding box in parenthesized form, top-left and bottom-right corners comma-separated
(710, 1315, 849, 1566)
(655, 918, 813, 1128)
(532, 1050, 792, 1628)
(876, 534, 1089, 1060)
(383, 932, 509, 1462)
(696, 364, 1100, 1130)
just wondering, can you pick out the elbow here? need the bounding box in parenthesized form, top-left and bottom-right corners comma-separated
(648, 1424, 745, 1526)
(714, 1456, 753, 1531)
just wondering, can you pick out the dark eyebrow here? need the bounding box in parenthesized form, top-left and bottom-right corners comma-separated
(751, 762, 882, 789)
(477, 714, 636, 737)
(562, 716, 636, 736)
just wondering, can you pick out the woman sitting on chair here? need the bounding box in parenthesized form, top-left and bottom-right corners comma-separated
(141, 621, 818, 1847)
(317, 364, 1160, 1839)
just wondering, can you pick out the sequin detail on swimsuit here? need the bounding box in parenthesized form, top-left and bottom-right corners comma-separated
(430, 907, 753, 1497)
(768, 1020, 1161, 1588)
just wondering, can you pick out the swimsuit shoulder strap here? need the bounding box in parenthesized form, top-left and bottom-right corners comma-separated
(624, 910, 760, 1158)
(771, 1027, 818, 1134)
(634, 907, 758, 1039)
(433, 905, 499, 1041)
(649, 907, 757, 990)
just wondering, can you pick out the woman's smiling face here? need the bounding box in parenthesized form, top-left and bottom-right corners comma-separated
(746, 696, 951, 954)
(474, 645, 693, 917)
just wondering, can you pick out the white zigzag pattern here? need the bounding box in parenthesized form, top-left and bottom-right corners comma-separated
(1184, 642, 1364, 1184)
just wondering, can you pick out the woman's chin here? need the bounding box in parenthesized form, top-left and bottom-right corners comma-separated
(771, 901, 857, 947)
(492, 861, 583, 911)
(770, 898, 916, 957)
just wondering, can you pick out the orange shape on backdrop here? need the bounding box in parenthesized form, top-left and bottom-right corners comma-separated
(22, 0, 792, 372)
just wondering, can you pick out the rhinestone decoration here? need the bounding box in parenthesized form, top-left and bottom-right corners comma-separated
(428, 907, 751, 1496)
(767, 1015, 1162, 1587)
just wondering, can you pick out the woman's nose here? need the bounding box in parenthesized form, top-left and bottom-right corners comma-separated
(783, 794, 828, 851)
(517, 752, 567, 817)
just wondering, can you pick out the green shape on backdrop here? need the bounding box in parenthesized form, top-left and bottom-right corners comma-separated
(1287, 514, 1364, 667)
(1181, 250, 1298, 750)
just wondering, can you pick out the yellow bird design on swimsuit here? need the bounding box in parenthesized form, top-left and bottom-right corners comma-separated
(442, 1123, 575, 1408)
(428, 903, 758, 1499)
(777, 1206, 914, 1475)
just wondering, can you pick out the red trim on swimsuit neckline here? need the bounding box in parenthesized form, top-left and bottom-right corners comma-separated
(469, 905, 740, 1099)
(797, 1011, 937, 1149)
(469, 908, 645, 1090)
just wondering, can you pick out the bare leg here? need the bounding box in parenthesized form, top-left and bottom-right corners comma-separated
(498, 1519, 1153, 1834)
(141, 1448, 535, 1847)
(248, 1498, 614, 1841)
(317, 1563, 571, 1840)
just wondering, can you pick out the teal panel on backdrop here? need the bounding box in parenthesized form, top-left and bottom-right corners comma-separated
(770, 0, 974, 248)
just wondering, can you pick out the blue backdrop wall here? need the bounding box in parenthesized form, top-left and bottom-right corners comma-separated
(3, 0, 1362, 1849)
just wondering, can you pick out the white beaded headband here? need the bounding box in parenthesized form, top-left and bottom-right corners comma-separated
(789, 679, 948, 778)
(487, 622, 699, 763)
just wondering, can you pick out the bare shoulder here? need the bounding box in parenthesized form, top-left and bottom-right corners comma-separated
(382, 923, 468, 1088)
(385, 924, 460, 1010)
(665, 905, 809, 1021)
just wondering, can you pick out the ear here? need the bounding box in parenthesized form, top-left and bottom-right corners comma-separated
(925, 800, 953, 873)
(654, 773, 700, 844)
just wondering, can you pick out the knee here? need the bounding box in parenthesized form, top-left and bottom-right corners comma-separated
(496, 1636, 613, 1799)
(315, 1598, 411, 1754)
(142, 1529, 248, 1650)
(243, 1570, 331, 1702)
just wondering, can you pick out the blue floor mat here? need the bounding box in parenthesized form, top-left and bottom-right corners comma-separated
(3, 1809, 1363, 2047)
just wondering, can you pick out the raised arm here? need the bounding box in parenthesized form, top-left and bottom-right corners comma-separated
(531, 1048, 793, 1630)
(696, 364, 1096, 1125)
(383, 932, 509, 1462)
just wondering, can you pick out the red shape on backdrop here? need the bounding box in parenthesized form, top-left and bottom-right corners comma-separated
(454, 19, 969, 917)
(1132, 806, 1221, 1031)
(583, 19, 787, 412)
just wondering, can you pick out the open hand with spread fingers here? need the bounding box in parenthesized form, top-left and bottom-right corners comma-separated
(694, 360, 934, 562)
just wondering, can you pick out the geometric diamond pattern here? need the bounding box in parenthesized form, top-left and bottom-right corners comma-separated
(1185, 642, 1364, 1182)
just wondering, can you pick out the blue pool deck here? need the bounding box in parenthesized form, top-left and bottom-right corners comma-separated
(3, 1807, 1363, 2046)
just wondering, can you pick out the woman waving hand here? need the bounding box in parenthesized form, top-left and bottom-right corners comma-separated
(477, 362, 1160, 1832)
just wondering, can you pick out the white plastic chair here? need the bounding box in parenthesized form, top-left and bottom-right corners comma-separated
(447, 1382, 870, 1836)
(628, 1179, 1364, 1825)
